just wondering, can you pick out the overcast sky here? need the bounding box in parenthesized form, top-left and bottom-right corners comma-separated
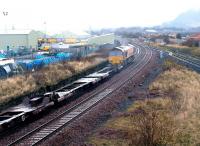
(0, 0, 200, 34)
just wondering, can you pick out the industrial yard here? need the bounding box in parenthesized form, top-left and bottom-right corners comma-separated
(0, 33, 115, 78)
(0, 32, 115, 110)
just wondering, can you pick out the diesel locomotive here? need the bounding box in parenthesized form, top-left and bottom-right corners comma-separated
(108, 45, 135, 69)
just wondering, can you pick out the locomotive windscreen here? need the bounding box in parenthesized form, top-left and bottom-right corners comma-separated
(109, 51, 122, 56)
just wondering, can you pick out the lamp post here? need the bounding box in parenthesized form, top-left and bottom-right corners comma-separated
(44, 21, 47, 38)
(3, 11, 8, 33)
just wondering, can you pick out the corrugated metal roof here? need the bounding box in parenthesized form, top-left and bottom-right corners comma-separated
(0, 29, 32, 35)
(114, 46, 132, 52)
(88, 33, 114, 39)
(189, 34, 200, 41)
(87, 33, 115, 45)
(0, 58, 14, 65)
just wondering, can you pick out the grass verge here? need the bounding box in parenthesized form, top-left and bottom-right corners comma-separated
(88, 60, 200, 146)
(0, 57, 106, 110)
(151, 43, 200, 59)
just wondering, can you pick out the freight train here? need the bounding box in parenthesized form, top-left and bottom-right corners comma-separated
(0, 45, 136, 132)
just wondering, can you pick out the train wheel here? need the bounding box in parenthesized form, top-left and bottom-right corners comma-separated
(21, 115, 26, 122)
(3, 121, 14, 129)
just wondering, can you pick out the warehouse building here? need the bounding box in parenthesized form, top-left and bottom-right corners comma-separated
(0, 30, 44, 50)
(87, 33, 115, 45)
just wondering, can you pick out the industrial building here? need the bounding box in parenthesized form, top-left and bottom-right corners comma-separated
(87, 33, 115, 45)
(0, 30, 116, 54)
(0, 30, 44, 50)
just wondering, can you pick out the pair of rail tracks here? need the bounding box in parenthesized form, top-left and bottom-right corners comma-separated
(8, 45, 152, 146)
(172, 53, 200, 69)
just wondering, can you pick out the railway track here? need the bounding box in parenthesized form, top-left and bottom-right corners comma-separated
(8, 45, 152, 146)
(148, 44, 200, 71)
(172, 53, 200, 68)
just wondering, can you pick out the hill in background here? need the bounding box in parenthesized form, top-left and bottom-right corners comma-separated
(162, 9, 200, 28)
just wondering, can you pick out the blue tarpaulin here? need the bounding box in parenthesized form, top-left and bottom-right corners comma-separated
(0, 54, 6, 58)
(56, 52, 72, 61)
(34, 54, 46, 59)
(17, 52, 72, 71)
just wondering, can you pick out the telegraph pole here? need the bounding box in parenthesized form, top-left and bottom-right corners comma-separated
(3, 11, 8, 33)
(44, 21, 47, 38)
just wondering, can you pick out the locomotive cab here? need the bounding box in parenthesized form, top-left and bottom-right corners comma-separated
(108, 45, 135, 70)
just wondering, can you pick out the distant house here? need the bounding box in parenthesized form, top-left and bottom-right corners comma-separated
(168, 33, 177, 39)
(155, 38, 166, 45)
(187, 34, 200, 47)
(169, 38, 183, 45)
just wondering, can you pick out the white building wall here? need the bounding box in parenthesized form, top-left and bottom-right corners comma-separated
(0, 30, 44, 50)
(28, 30, 44, 49)
(0, 34, 28, 50)
(88, 34, 115, 45)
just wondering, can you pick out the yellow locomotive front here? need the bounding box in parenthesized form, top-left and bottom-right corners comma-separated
(108, 48, 124, 65)
(108, 45, 135, 69)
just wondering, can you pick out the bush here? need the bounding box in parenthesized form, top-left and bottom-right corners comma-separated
(128, 100, 175, 146)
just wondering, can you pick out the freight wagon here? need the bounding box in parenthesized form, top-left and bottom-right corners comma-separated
(0, 67, 113, 131)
